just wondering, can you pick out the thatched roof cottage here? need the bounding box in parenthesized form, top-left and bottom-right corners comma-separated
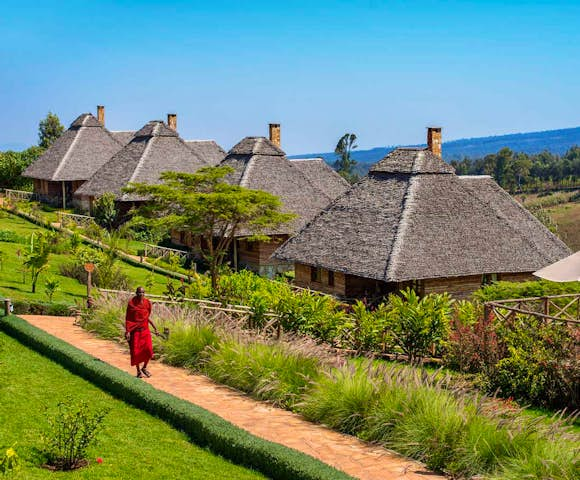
(274, 128, 571, 299)
(23, 106, 125, 208)
(74, 117, 210, 214)
(173, 124, 350, 276)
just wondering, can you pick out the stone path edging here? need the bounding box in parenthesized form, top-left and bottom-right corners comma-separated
(19, 315, 445, 480)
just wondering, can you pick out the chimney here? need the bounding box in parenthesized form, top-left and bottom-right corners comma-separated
(97, 105, 105, 126)
(167, 113, 177, 131)
(269, 123, 281, 147)
(427, 127, 442, 157)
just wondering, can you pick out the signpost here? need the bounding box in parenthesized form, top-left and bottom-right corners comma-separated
(84, 263, 95, 306)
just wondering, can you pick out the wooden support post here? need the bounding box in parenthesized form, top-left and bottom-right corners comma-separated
(4, 299, 11, 316)
(62, 181, 66, 210)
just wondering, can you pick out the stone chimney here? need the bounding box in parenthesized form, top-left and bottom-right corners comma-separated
(167, 113, 177, 131)
(97, 105, 105, 126)
(269, 123, 281, 147)
(427, 127, 442, 157)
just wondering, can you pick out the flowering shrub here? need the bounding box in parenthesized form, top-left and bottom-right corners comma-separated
(42, 397, 109, 471)
(0, 445, 20, 474)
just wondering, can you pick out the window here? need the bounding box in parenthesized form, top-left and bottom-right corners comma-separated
(328, 270, 335, 287)
(482, 273, 498, 286)
(310, 266, 321, 282)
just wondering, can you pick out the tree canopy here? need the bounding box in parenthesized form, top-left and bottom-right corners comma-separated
(334, 133, 359, 183)
(38, 112, 64, 148)
(0, 146, 44, 190)
(451, 146, 580, 192)
(123, 166, 295, 289)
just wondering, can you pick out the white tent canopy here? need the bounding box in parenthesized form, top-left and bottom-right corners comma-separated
(533, 251, 580, 282)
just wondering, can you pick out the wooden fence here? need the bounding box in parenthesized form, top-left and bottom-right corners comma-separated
(143, 243, 192, 260)
(57, 212, 95, 229)
(98, 288, 283, 338)
(484, 293, 580, 325)
(4, 189, 37, 202)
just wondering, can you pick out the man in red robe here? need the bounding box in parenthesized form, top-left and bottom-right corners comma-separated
(125, 287, 158, 378)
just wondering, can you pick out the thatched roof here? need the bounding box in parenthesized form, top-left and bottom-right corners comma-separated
(221, 137, 341, 235)
(275, 148, 571, 281)
(74, 120, 208, 201)
(185, 140, 226, 165)
(290, 158, 350, 200)
(110, 131, 135, 145)
(23, 113, 124, 181)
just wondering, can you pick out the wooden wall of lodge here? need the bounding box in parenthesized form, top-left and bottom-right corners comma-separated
(294, 263, 536, 299)
(170, 232, 290, 271)
(34, 179, 85, 197)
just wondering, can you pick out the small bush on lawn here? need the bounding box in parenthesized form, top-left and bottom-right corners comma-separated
(0, 229, 27, 243)
(42, 396, 109, 470)
(0, 445, 20, 474)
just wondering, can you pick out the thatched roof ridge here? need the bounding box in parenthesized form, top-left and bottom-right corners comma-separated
(74, 120, 208, 201)
(110, 131, 135, 145)
(220, 137, 339, 236)
(185, 140, 226, 166)
(23, 113, 124, 181)
(291, 158, 350, 200)
(274, 148, 571, 281)
(370, 148, 455, 174)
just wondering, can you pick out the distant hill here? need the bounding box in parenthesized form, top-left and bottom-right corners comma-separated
(289, 126, 580, 174)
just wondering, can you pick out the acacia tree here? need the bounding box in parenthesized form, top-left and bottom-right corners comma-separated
(38, 112, 64, 148)
(334, 133, 358, 183)
(124, 166, 295, 290)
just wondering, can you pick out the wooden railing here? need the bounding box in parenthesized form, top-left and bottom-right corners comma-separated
(485, 293, 580, 325)
(98, 288, 282, 338)
(57, 212, 95, 229)
(4, 189, 36, 202)
(143, 243, 192, 260)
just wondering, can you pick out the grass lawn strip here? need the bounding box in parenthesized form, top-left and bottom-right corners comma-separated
(0, 315, 355, 480)
(0, 332, 266, 480)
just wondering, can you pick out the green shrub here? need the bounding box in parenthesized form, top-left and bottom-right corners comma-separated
(488, 314, 579, 409)
(0, 445, 20, 474)
(474, 279, 580, 302)
(42, 396, 110, 470)
(11, 300, 74, 316)
(386, 289, 453, 363)
(0, 229, 27, 243)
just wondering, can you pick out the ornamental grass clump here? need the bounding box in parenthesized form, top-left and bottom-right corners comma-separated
(158, 322, 220, 369)
(204, 336, 323, 408)
(299, 363, 379, 435)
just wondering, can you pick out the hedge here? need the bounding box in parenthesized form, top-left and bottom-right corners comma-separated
(0, 315, 354, 480)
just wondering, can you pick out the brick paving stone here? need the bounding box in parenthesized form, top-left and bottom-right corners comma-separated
(19, 315, 446, 480)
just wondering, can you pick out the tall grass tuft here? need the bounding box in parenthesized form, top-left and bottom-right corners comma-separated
(299, 362, 379, 435)
(204, 337, 322, 408)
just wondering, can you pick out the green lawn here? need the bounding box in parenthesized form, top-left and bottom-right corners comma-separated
(0, 212, 174, 303)
(0, 332, 266, 479)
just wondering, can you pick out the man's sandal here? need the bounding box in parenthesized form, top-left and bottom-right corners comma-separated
(142, 368, 152, 378)
(136, 371, 143, 378)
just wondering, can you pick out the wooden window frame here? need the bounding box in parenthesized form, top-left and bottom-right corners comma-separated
(310, 266, 322, 283)
(328, 270, 335, 287)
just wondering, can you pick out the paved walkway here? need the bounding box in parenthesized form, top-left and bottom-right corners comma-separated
(19, 315, 444, 480)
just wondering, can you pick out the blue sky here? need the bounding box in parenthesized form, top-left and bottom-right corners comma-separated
(1, 0, 579, 154)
